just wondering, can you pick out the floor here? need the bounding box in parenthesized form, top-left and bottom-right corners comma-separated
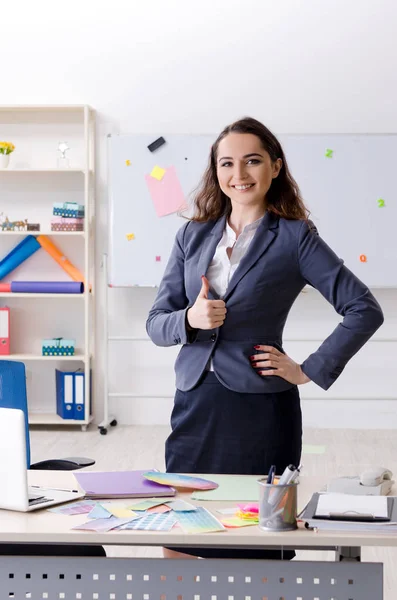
(30, 425, 397, 599)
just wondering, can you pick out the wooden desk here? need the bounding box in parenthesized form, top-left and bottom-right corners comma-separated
(0, 471, 391, 599)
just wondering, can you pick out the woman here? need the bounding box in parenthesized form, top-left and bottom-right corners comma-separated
(146, 117, 384, 559)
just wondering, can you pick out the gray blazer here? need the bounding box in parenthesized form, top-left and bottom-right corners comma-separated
(146, 212, 384, 393)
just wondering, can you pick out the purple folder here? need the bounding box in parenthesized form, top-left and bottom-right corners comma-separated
(74, 470, 176, 499)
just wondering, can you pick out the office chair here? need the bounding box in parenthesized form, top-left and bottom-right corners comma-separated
(0, 360, 104, 557)
(0, 361, 95, 470)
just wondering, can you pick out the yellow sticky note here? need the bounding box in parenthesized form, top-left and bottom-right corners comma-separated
(104, 505, 138, 519)
(150, 165, 166, 181)
(125, 159, 131, 166)
(126, 233, 135, 241)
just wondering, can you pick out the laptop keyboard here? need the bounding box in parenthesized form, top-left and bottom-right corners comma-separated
(28, 493, 53, 506)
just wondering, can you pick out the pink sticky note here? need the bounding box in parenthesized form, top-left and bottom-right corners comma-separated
(145, 165, 187, 217)
(238, 503, 259, 513)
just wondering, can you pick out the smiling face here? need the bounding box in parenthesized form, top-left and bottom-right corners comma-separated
(216, 133, 282, 209)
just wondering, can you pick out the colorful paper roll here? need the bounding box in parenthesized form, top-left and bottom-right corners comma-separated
(0, 236, 41, 281)
(37, 235, 84, 282)
(10, 281, 84, 294)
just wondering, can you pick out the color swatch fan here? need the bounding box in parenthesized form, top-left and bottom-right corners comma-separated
(143, 472, 218, 490)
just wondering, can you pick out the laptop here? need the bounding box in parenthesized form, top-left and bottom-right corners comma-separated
(0, 407, 84, 512)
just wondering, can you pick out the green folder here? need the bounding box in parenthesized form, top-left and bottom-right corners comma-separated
(191, 474, 261, 501)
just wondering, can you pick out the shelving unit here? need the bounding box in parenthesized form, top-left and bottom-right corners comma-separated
(0, 231, 85, 236)
(3, 354, 86, 361)
(0, 105, 95, 429)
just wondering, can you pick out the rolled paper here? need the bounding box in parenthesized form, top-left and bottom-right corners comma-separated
(0, 283, 11, 292)
(10, 281, 84, 294)
(37, 235, 84, 282)
(0, 236, 41, 281)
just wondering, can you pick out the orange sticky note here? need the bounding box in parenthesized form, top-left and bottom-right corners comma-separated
(150, 165, 166, 181)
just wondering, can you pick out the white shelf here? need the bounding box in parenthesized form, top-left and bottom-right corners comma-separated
(0, 354, 86, 361)
(0, 231, 85, 236)
(0, 168, 88, 173)
(0, 105, 92, 112)
(0, 293, 85, 298)
(28, 412, 93, 426)
(0, 104, 95, 429)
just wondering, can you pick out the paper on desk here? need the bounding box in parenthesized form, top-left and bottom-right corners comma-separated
(166, 499, 197, 512)
(48, 500, 97, 515)
(118, 512, 177, 531)
(147, 504, 171, 514)
(216, 507, 238, 515)
(191, 475, 259, 501)
(72, 516, 134, 532)
(217, 507, 237, 515)
(315, 493, 388, 518)
(127, 499, 166, 511)
(102, 505, 139, 519)
(176, 507, 226, 534)
(88, 504, 112, 520)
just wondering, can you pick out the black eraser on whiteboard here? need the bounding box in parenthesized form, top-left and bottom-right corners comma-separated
(148, 137, 166, 152)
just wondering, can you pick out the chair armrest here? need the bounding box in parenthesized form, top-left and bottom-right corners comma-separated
(30, 456, 95, 471)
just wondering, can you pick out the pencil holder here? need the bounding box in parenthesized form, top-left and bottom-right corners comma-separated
(257, 478, 298, 532)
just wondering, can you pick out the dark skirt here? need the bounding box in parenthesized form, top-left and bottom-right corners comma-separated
(165, 371, 302, 559)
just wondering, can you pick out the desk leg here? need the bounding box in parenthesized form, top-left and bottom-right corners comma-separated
(336, 546, 361, 561)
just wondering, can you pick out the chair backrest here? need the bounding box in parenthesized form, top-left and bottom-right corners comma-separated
(0, 361, 30, 467)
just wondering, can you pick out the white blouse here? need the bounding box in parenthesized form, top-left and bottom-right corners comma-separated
(206, 216, 262, 370)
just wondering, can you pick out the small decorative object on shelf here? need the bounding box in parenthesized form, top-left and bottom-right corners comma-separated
(53, 202, 85, 218)
(0, 141, 15, 169)
(26, 223, 41, 231)
(0, 212, 40, 232)
(51, 217, 84, 232)
(42, 337, 75, 356)
(57, 141, 70, 168)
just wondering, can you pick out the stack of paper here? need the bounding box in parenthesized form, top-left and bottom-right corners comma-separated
(299, 493, 397, 532)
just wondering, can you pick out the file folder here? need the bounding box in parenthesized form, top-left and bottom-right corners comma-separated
(74, 371, 85, 420)
(55, 369, 74, 419)
(0, 307, 10, 355)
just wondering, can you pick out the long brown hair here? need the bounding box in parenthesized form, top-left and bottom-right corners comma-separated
(186, 117, 309, 222)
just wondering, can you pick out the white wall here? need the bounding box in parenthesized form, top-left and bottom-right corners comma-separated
(3, 0, 397, 427)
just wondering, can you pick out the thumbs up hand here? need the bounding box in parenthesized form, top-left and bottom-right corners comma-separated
(187, 276, 227, 330)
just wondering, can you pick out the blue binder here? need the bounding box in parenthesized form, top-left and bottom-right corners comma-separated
(55, 369, 75, 419)
(55, 369, 86, 420)
(73, 371, 85, 421)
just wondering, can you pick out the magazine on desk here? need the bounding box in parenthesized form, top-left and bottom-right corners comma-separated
(299, 492, 397, 533)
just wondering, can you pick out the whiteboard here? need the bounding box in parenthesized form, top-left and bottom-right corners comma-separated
(108, 134, 397, 288)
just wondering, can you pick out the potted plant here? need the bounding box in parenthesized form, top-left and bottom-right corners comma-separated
(0, 142, 15, 169)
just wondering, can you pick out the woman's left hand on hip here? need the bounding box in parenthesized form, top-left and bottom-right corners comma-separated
(250, 345, 311, 385)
